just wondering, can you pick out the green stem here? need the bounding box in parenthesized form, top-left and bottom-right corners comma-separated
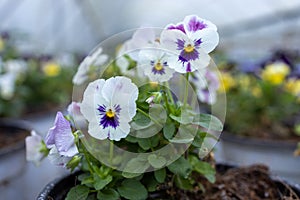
(165, 82, 175, 105)
(163, 91, 172, 114)
(137, 107, 161, 126)
(183, 73, 190, 107)
(80, 141, 94, 173)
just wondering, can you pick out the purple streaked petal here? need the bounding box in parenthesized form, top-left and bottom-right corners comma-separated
(186, 16, 207, 32)
(98, 104, 121, 129)
(45, 112, 78, 157)
(176, 39, 185, 50)
(179, 49, 199, 63)
(167, 23, 185, 33)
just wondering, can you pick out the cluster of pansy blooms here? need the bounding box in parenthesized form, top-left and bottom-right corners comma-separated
(0, 32, 78, 117)
(26, 15, 224, 199)
(219, 49, 300, 142)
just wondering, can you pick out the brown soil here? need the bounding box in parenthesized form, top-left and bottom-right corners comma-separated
(153, 164, 300, 200)
(0, 126, 29, 149)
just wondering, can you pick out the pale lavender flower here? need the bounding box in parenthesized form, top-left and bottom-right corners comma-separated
(25, 130, 45, 166)
(80, 77, 138, 141)
(160, 15, 219, 73)
(192, 69, 220, 104)
(45, 112, 78, 157)
(47, 146, 73, 167)
(67, 101, 86, 128)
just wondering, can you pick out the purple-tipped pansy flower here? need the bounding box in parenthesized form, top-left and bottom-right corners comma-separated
(45, 112, 78, 157)
(80, 76, 138, 141)
(160, 15, 219, 73)
(25, 130, 45, 166)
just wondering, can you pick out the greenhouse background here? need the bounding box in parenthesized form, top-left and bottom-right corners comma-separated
(1, 0, 300, 199)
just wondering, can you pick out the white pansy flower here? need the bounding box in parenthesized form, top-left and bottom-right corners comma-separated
(4, 59, 27, 75)
(0, 73, 16, 100)
(73, 47, 108, 85)
(80, 76, 138, 141)
(138, 44, 175, 82)
(25, 131, 45, 166)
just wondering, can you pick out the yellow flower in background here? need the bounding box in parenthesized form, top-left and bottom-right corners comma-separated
(43, 62, 61, 77)
(238, 75, 251, 89)
(219, 72, 236, 92)
(261, 62, 290, 85)
(285, 78, 300, 96)
(251, 86, 262, 98)
(0, 37, 4, 51)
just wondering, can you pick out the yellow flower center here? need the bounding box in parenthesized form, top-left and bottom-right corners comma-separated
(43, 62, 61, 77)
(154, 62, 163, 71)
(106, 109, 115, 118)
(184, 44, 194, 53)
(261, 62, 290, 85)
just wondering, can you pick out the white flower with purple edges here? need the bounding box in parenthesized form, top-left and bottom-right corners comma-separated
(192, 69, 220, 104)
(67, 101, 86, 128)
(138, 44, 175, 82)
(45, 112, 78, 157)
(25, 130, 45, 166)
(73, 47, 108, 85)
(160, 15, 219, 73)
(80, 76, 138, 141)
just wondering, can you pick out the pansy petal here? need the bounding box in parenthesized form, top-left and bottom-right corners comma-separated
(183, 15, 217, 33)
(190, 28, 219, 53)
(160, 29, 187, 54)
(166, 23, 186, 33)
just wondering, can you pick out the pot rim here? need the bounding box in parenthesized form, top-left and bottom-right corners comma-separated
(0, 118, 32, 156)
(221, 131, 298, 149)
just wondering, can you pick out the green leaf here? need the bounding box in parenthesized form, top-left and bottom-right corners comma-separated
(168, 124, 195, 144)
(154, 168, 166, 183)
(148, 154, 167, 168)
(163, 122, 176, 139)
(170, 109, 195, 125)
(192, 132, 207, 148)
(117, 179, 148, 200)
(193, 113, 223, 131)
(122, 156, 150, 177)
(65, 185, 89, 200)
(137, 135, 160, 150)
(97, 188, 120, 200)
(174, 175, 193, 190)
(189, 156, 216, 183)
(167, 157, 192, 178)
(144, 176, 159, 192)
(93, 174, 113, 190)
(78, 173, 94, 188)
(132, 112, 151, 127)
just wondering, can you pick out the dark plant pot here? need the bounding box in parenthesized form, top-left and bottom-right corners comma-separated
(220, 132, 300, 183)
(37, 164, 300, 200)
(0, 118, 31, 183)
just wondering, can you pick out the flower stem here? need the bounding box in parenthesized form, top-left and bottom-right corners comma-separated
(137, 107, 161, 126)
(165, 82, 175, 105)
(183, 73, 190, 107)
